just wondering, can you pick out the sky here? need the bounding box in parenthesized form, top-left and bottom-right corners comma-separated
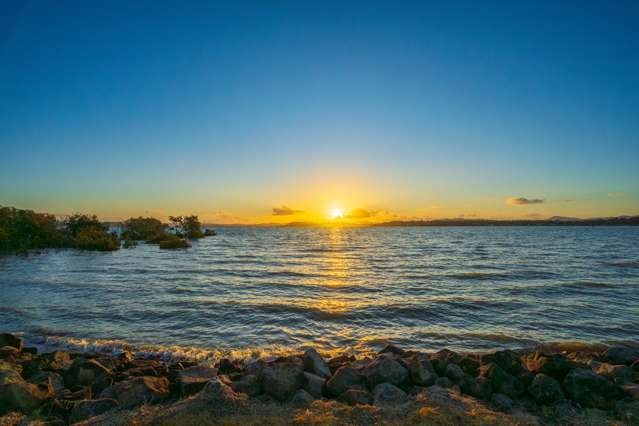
(1, 1, 638, 224)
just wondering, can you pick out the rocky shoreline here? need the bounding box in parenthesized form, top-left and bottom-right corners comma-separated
(1, 333, 638, 425)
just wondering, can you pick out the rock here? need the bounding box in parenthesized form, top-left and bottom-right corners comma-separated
(459, 375, 492, 400)
(547, 399, 581, 419)
(528, 373, 564, 404)
(178, 365, 218, 396)
(593, 362, 636, 384)
(632, 359, 639, 372)
(327, 354, 355, 372)
(22, 347, 37, 355)
(110, 376, 169, 408)
(623, 383, 639, 401)
(562, 368, 623, 410)
(231, 374, 261, 397)
(458, 356, 480, 376)
(65, 358, 113, 392)
(337, 388, 371, 406)
(406, 354, 436, 386)
(326, 366, 362, 397)
(200, 377, 247, 406)
(430, 349, 461, 376)
(69, 398, 118, 423)
(0, 346, 21, 360)
(290, 389, 315, 407)
(49, 351, 72, 371)
(479, 363, 524, 398)
(603, 346, 639, 365)
(217, 358, 241, 375)
(260, 358, 305, 401)
(445, 363, 465, 383)
(484, 350, 524, 375)
(522, 351, 572, 380)
(303, 348, 331, 378)
(0, 369, 49, 414)
(27, 371, 65, 396)
(372, 382, 407, 405)
(363, 355, 408, 387)
(616, 400, 639, 424)
(0, 334, 23, 351)
(379, 344, 405, 356)
(491, 393, 513, 412)
(303, 372, 325, 398)
(435, 376, 453, 388)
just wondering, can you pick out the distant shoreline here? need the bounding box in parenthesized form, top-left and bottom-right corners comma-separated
(203, 216, 639, 228)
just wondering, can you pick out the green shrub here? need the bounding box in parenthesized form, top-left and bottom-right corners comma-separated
(122, 217, 166, 241)
(158, 234, 190, 249)
(73, 228, 120, 251)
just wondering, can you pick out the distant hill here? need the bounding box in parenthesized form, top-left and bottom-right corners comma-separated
(373, 216, 639, 227)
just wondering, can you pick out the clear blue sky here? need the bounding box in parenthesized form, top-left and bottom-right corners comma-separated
(1, 1, 638, 222)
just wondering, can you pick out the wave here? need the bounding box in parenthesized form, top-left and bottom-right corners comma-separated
(604, 260, 639, 268)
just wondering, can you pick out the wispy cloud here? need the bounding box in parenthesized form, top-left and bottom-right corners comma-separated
(272, 205, 304, 216)
(506, 197, 545, 206)
(345, 208, 377, 219)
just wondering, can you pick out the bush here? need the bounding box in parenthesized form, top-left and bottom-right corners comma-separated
(0, 206, 65, 252)
(122, 217, 166, 241)
(169, 215, 204, 239)
(158, 235, 190, 249)
(73, 228, 120, 251)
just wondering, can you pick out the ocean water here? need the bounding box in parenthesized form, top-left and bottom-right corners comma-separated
(1, 226, 638, 359)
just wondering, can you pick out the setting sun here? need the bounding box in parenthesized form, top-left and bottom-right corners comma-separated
(330, 208, 344, 220)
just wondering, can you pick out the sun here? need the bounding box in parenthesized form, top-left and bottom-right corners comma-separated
(330, 208, 344, 220)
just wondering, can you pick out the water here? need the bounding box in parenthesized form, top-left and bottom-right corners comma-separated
(1, 226, 638, 359)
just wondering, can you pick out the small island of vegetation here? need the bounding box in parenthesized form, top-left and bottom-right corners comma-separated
(0, 206, 213, 254)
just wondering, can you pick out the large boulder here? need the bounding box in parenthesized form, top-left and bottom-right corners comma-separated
(0, 367, 49, 414)
(593, 362, 636, 384)
(27, 371, 65, 396)
(445, 363, 465, 383)
(372, 382, 407, 405)
(259, 358, 305, 401)
(528, 373, 564, 404)
(326, 366, 363, 397)
(48, 351, 72, 371)
(303, 348, 331, 378)
(178, 365, 218, 396)
(0, 334, 23, 351)
(603, 346, 639, 366)
(430, 349, 461, 376)
(459, 375, 492, 400)
(69, 398, 118, 423)
(200, 377, 247, 407)
(406, 354, 437, 386)
(483, 350, 524, 375)
(562, 368, 623, 410)
(110, 376, 169, 408)
(479, 363, 524, 398)
(362, 355, 408, 387)
(231, 374, 261, 397)
(65, 358, 113, 392)
(522, 351, 572, 380)
(290, 389, 315, 407)
(303, 372, 325, 398)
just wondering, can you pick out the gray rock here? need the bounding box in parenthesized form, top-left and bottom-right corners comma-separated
(406, 354, 436, 386)
(459, 375, 492, 400)
(326, 366, 362, 397)
(0, 378, 49, 414)
(479, 362, 524, 398)
(435, 376, 453, 388)
(200, 377, 247, 406)
(303, 372, 325, 398)
(593, 362, 636, 384)
(562, 368, 623, 410)
(616, 400, 639, 424)
(379, 344, 405, 356)
(303, 348, 331, 378)
(178, 365, 218, 396)
(458, 356, 480, 376)
(522, 351, 572, 380)
(337, 388, 371, 406)
(623, 383, 639, 401)
(445, 363, 465, 382)
(260, 358, 305, 401)
(27, 371, 65, 396)
(110, 376, 169, 408)
(491, 393, 513, 412)
(231, 374, 261, 397)
(603, 346, 639, 365)
(49, 351, 72, 371)
(372, 382, 407, 405)
(65, 358, 113, 392)
(290, 389, 315, 407)
(528, 373, 564, 404)
(363, 355, 408, 387)
(0, 334, 23, 351)
(69, 398, 118, 423)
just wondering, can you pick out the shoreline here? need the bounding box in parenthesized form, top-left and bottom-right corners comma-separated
(1, 333, 638, 425)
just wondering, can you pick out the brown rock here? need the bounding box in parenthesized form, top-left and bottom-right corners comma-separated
(303, 372, 325, 398)
(406, 354, 437, 386)
(338, 388, 371, 405)
(69, 398, 118, 423)
(110, 376, 169, 408)
(0, 334, 23, 351)
(363, 355, 408, 387)
(303, 348, 331, 378)
(260, 358, 305, 401)
(231, 374, 261, 397)
(326, 366, 363, 397)
(178, 365, 218, 396)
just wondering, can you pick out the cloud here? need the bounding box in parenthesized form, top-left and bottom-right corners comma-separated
(272, 205, 304, 216)
(506, 197, 545, 206)
(345, 208, 377, 219)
